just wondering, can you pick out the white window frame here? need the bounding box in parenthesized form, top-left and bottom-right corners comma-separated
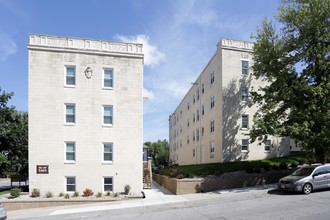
(210, 141, 215, 159)
(241, 87, 249, 102)
(210, 120, 215, 133)
(210, 71, 215, 84)
(241, 114, 249, 129)
(211, 96, 215, 108)
(241, 60, 249, 76)
(103, 68, 113, 89)
(65, 142, 76, 163)
(65, 176, 76, 192)
(264, 140, 271, 152)
(241, 139, 249, 152)
(103, 177, 113, 192)
(103, 105, 113, 126)
(65, 66, 76, 87)
(65, 104, 76, 125)
(103, 143, 113, 163)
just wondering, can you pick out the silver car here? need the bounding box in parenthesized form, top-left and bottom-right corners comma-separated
(278, 164, 330, 194)
(0, 203, 6, 220)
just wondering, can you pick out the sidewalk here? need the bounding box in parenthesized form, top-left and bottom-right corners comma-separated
(6, 181, 187, 219)
(6, 181, 277, 219)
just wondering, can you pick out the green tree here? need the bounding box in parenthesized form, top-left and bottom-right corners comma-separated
(250, 0, 330, 163)
(0, 88, 28, 175)
(145, 139, 169, 167)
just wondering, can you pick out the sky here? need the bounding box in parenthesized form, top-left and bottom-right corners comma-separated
(0, 0, 280, 142)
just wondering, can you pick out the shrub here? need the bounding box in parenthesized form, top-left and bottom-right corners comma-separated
(64, 193, 70, 199)
(58, 192, 64, 197)
(106, 191, 111, 196)
(31, 188, 40, 198)
(113, 192, 119, 197)
(83, 188, 94, 197)
(45, 191, 53, 198)
(97, 192, 102, 197)
(10, 188, 21, 198)
(124, 184, 131, 195)
(73, 191, 79, 197)
(279, 162, 288, 170)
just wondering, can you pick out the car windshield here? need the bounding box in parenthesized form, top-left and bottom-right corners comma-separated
(292, 167, 315, 176)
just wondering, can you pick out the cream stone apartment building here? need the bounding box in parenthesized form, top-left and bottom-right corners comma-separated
(169, 38, 291, 165)
(28, 34, 144, 194)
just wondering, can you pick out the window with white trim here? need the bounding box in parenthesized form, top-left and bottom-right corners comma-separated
(202, 105, 205, 115)
(65, 142, 75, 162)
(242, 139, 249, 151)
(103, 105, 113, 125)
(196, 88, 200, 101)
(210, 71, 215, 84)
(242, 114, 249, 129)
(210, 142, 215, 158)
(104, 177, 113, 192)
(202, 83, 204, 94)
(265, 140, 271, 152)
(65, 66, 76, 86)
(242, 60, 249, 75)
(211, 96, 215, 108)
(66, 177, 76, 192)
(241, 87, 248, 102)
(196, 129, 199, 141)
(103, 143, 113, 162)
(65, 104, 75, 124)
(210, 120, 215, 132)
(103, 69, 113, 88)
(196, 109, 199, 121)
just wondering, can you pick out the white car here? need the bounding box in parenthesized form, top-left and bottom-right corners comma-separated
(0, 203, 6, 220)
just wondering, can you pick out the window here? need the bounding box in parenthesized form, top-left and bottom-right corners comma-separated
(66, 66, 76, 86)
(193, 113, 196, 122)
(104, 177, 113, 192)
(210, 120, 215, 132)
(210, 142, 215, 158)
(65, 104, 75, 124)
(103, 143, 113, 162)
(265, 140, 271, 152)
(66, 177, 76, 192)
(241, 87, 249, 102)
(210, 71, 215, 84)
(65, 142, 75, 161)
(103, 69, 113, 88)
(193, 131, 195, 141)
(187, 119, 190, 127)
(187, 102, 190, 110)
(202, 83, 204, 94)
(202, 127, 204, 136)
(242, 139, 249, 151)
(193, 95, 196, 104)
(202, 105, 205, 115)
(187, 136, 189, 144)
(193, 149, 195, 157)
(196, 129, 199, 141)
(242, 114, 249, 129)
(211, 96, 215, 108)
(103, 106, 113, 125)
(196, 88, 200, 101)
(242, 60, 249, 75)
(196, 109, 199, 121)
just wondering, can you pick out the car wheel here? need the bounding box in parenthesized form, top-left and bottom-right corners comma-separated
(303, 183, 312, 195)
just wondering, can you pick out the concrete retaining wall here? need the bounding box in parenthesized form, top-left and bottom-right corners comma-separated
(153, 171, 291, 195)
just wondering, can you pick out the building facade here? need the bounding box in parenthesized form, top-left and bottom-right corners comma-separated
(169, 38, 291, 165)
(28, 34, 144, 194)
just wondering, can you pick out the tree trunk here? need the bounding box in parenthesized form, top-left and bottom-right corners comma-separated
(315, 148, 326, 164)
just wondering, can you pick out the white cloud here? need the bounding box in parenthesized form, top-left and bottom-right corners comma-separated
(114, 34, 165, 67)
(0, 33, 17, 62)
(143, 87, 155, 100)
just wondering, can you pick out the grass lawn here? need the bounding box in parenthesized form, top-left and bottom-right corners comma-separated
(156, 153, 314, 178)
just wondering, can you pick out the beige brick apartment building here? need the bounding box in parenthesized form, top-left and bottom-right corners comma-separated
(169, 38, 291, 165)
(28, 34, 144, 194)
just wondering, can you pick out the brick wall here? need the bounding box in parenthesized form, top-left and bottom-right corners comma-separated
(153, 170, 291, 195)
